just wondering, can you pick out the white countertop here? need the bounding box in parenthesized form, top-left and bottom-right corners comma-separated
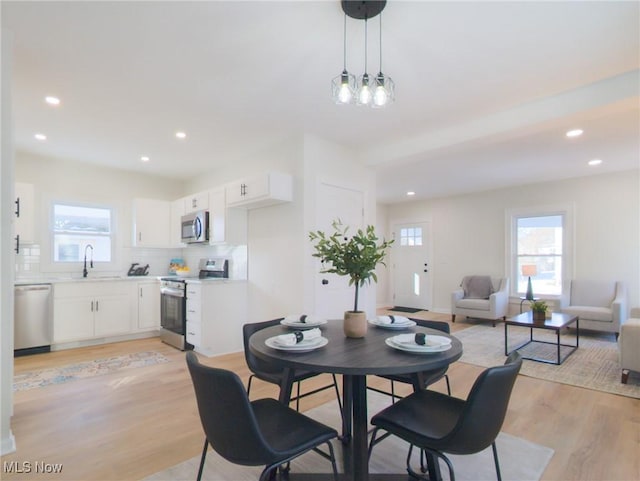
(14, 275, 246, 285)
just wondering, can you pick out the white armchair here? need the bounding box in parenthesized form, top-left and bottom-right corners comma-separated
(559, 280, 627, 338)
(451, 276, 510, 327)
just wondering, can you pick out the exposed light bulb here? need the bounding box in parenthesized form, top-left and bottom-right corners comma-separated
(374, 84, 388, 106)
(175, 131, 186, 139)
(359, 85, 372, 105)
(337, 71, 353, 104)
(45, 96, 60, 106)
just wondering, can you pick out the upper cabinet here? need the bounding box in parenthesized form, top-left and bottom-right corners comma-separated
(14, 182, 35, 250)
(225, 172, 293, 209)
(183, 191, 209, 214)
(208, 188, 247, 245)
(169, 199, 186, 248)
(132, 198, 171, 247)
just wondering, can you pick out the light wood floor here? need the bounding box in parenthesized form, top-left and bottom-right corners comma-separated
(2, 310, 638, 481)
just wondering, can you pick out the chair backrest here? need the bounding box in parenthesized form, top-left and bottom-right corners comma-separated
(444, 351, 522, 454)
(186, 351, 275, 466)
(242, 319, 284, 375)
(569, 280, 618, 307)
(409, 318, 450, 334)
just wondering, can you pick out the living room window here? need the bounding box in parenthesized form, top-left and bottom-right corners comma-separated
(52, 203, 113, 263)
(508, 206, 574, 298)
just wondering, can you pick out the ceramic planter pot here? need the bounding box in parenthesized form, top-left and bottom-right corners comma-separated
(532, 310, 546, 323)
(344, 311, 367, 338)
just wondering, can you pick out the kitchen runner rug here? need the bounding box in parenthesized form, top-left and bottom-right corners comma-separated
(144, 391, 554, 481)
(454, 324, 640, 399)
(13, 351, 170, 391)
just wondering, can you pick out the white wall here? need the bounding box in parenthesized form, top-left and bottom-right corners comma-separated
(1, 28, 16, 455)
(385, 170, 640, 313)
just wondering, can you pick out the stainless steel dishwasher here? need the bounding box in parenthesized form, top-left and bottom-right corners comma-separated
(14, 284, 52, 356)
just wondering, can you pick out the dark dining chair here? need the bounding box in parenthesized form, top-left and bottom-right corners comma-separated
(243, 319, 343, 416)
(368, 351, 522, 481)
(186, 351, 339, 481)
(368, 318, 452, 400)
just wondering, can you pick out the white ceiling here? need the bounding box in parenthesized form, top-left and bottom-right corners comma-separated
(3, 1, 639, 204)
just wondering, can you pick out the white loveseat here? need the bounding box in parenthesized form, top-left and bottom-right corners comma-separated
(559, 280, 627, 338)
(451, 277, 510, 327)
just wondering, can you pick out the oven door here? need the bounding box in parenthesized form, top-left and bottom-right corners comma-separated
(160, 288, 185, 335)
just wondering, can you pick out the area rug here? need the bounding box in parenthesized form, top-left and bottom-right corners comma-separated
(13, 351, 170, 391)
(454, 324, 640, 399)
(390, 306, 423, 313)
(144, 392, 554, 481)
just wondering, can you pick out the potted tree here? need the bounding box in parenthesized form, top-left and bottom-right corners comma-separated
(309, 219, 393, 338)
(530, 300, 548, 323)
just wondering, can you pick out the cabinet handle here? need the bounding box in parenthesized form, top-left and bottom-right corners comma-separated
(140, 288, 143, 298)
(192, 198, 197, 209)
(96, 300, 99, 311)
(14, 235, 20, 254)
(240, 183, 247, 196)
(15, 197, 20, 217)
(91, 301, 94, 312)
(138, 232, 142, 242)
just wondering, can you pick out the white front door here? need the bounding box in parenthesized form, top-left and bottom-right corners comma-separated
(392, 222, 432, 310)
(314, 182, 365, 319)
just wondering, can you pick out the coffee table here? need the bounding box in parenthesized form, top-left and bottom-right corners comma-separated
(505, 311, 579, 365)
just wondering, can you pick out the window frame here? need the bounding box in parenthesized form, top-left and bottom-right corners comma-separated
(506, 204, 574, 300)
(44, 199, 118, 274)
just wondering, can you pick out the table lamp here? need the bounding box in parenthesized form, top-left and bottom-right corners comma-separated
(522, 265, 537, 300)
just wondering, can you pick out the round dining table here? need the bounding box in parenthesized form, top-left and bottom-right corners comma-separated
(249, 319, 463, 481)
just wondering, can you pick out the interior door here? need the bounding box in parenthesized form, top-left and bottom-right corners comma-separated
(392, 222, 432, 310)
(314, 182, 365, 319)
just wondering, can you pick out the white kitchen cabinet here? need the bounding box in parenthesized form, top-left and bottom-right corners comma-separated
(185, 281, 247, 357)
(183, 191, 209, 214)
(14, 182, 35, 250)
(169, 198, 186, 248)
(53, 281, 133, 343)
(137, 281, 161, 330)
(225, 172, 293, 209)
(132, 198, 171, 247)
(208, 188, 247, 245)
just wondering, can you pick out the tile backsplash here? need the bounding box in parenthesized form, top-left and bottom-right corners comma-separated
(15, 244, 248, 280)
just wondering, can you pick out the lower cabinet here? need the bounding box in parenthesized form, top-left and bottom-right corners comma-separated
(53, 281, 134, 344)
(137, 281, 160, 330)
(185, 281, 247, 357)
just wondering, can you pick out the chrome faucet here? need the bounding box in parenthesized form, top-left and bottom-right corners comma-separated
(83, 244, 94, 278)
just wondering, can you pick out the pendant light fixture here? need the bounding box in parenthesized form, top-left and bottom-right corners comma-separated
(331, 13, 356, 104)
(332, 1, 394, 108)
(372, 12, 394, 108)
(356, 18, 373, 106)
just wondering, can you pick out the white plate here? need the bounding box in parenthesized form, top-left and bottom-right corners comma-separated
(265, 336, 328, 352)
(368, 318, 417, 330)
(281, 319, 328, 329)
(386, 335, 453, 353)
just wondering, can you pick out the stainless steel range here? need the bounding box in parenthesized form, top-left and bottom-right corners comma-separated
(159, 278, 192, 351)
(159, 257, 229, 350)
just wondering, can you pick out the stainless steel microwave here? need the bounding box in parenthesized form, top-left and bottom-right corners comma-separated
(181, 211, 209, 244)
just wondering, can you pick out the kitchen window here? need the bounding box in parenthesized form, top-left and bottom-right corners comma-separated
(52, 203, 113, 263)
(507, 205, 574, 297)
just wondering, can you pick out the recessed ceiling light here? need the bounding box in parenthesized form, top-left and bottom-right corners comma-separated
(406, 191, 416, 196)
(588, 159, 602, 166)
(140, 156, 150, 162)
(566, 129, 583, 138)
(34, 133, 47, 141)
(45, 96, 60, 106)
(175, 131, 186, 139)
